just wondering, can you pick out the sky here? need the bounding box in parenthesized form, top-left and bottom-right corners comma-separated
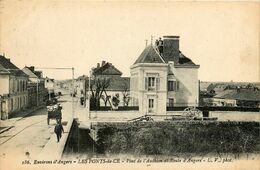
(0, 1, 259, 82)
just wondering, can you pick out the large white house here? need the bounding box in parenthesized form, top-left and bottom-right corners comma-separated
(130, 36, 200, 115)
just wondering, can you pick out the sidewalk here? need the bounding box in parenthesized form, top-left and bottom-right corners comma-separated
(0, 105, 44, 134)
(38, 97, 90, 159)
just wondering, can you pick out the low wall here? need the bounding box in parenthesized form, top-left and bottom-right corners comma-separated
(90, 111, 142, 121)
(209, 111, 260, 122)
(167, 106, 260, 112)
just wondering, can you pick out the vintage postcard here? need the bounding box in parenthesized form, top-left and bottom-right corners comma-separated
(0, 1, 259, 170)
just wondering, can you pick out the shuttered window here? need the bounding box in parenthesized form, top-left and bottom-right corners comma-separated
(168, 80, 179, 91)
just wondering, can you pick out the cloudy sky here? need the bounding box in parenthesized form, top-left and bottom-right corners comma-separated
(0, 1, 259, 82)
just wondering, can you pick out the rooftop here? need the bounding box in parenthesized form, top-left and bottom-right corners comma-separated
(214, 89, 260, 102)
(0, 55, 28, 77)
(92, 62, 122, 76)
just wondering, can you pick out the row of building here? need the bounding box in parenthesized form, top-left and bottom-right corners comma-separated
(0, 55, 55, 119)
(200, 83, 260, 108)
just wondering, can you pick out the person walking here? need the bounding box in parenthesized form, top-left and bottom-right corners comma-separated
(54, 122, 64, 142)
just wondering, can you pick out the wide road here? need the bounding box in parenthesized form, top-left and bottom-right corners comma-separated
(0, 92, 76, 160)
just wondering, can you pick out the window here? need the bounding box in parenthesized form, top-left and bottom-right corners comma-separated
(168, 81, 179, 91)
(145, 74, 160, 91)
(148, 99, 154, 108)
(168, 98, 174, 107)
(168, 81, 174, 91)
(148, 77, 155, 87)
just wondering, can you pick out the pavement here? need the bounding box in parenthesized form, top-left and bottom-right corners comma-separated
(0, 90, 89, 169)
(0, 105, 44, 134)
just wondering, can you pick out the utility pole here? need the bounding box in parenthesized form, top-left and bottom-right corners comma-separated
(88, 70, 92, 120)
(145, 39, 148, 47)
(151, 35, 153, 45)
(83, 78, 86, 107)
(72, 67, 75, 119)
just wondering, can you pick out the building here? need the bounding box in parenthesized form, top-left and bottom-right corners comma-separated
(22, 66, 47, 107)
(0, 55, 29, 119)
(130, 36, 200, 115)
(45, 77, 55, 98)
(77, 61, 130, 108)
(207, 88, 260, 107)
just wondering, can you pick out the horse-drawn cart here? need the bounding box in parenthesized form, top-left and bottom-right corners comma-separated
(47, 104, 62, 125)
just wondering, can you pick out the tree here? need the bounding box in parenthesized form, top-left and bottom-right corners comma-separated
(122, 88, 130, 106)
(89, 77, 110, 110)
(101, 94, 111, 107)
(112, 93, 120, 109)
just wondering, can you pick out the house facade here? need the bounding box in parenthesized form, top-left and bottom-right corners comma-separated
(77, 61, 130, 108)
(0, 55, 29, 119)
(45, 77, 55, 98)
(22, 66, 47, 107)
(130, 36, 200, 115)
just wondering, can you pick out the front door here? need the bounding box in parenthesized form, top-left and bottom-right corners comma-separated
(148, 98, 156, 114)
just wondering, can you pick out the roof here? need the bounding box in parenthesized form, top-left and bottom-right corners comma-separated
(93, 62, 122, 76)
(133, 45, 197, 66)
(79, 76, 130, 91)
(0, 64, 10, 74)
(134, 45, 164, 64)
(77, 75, 88, 81)
(177, 52, 197, 66)
(22, 67, 38, 78)
(214, 89, 260, 101)
(107, 77, 130, 91)
(0, 55, 28, 77)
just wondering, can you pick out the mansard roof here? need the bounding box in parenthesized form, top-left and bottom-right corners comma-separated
(134, 45, 165, 64)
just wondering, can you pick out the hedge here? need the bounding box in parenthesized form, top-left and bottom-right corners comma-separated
(95, 121, 260, 156)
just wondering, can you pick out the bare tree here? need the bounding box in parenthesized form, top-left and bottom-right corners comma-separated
(89, 77, 110, 110)
(122, 83, 130, 106)
(101, 94, 111, 107)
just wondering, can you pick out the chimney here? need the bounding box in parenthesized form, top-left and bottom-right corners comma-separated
(97, 63, 100, 68)
(29, 66, 35, 72)
(163, 36, 180, 64)
(102, 60, 106, 66)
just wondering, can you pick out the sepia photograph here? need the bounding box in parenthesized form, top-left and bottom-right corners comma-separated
(0, 1, 259, 170)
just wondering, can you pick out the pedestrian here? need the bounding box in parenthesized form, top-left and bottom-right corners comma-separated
(54, 122, 64, 142)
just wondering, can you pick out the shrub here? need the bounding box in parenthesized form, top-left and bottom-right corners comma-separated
(95, 121, 260, 156)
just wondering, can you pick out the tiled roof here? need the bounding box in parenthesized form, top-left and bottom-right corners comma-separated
(0, 64, 10, 74)
(214, 89, 260, 101)
(107, 77, 130, 91)
(133, 45, 197, 66)
(0, 55, 28, 77)
(22, 67, 38, 78)
(134, 45, 164, 64)
(79, 76, 130, 91)
(177, 52, 197, 66)
(93, 62, 122, 76)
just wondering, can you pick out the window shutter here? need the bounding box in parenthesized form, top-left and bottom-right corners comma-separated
(145, 77, 148, 90)
(156, 77, 160, 91)
(176, 81, 179, 91)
